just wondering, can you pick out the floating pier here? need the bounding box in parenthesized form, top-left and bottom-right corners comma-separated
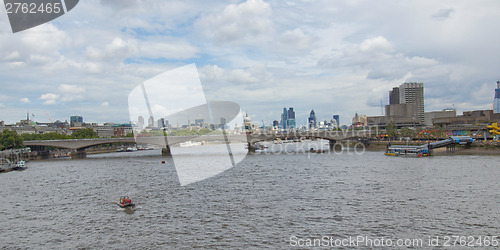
(385, 136, 473, 157)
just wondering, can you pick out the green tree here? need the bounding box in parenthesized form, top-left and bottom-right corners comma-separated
(71, 128, 98, 139)
(21, 132, 70, 141)
(400, 127, 415, 138)
(385, 123, 398, 139)
(0, 129, 24, 150)
(124, 132, 135, 137)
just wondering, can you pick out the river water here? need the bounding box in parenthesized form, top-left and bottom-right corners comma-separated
(1, 143, 499, 249)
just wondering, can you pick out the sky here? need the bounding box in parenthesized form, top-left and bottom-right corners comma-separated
(1, 0, 499, 126)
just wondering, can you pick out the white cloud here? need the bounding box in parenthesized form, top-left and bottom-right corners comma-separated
(20, 24, 70, 55)
(105, 37, 136, 59)
(19, 98, 30, 103)
(139, 40, 198, 60)
(4, 51, 20, 61)
(82, 62, 102, 74)
(359, 36, 393, 54)
(278, 28, 314, 50)
(199, 64, 270, 85)
(40, 93, 60, 105)
(84, 37, 198, 62)
(197, 0, 273, 45)
(59, 84, 86, 102)
(0, 0, 499, 125)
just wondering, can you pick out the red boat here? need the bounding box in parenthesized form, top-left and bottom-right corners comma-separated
(117, 196, 135, 208)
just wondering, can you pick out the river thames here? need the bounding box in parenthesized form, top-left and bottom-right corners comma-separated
(1, 143, 499, 248)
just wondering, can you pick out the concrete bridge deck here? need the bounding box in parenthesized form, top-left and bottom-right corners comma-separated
(24, 130, 372, 158)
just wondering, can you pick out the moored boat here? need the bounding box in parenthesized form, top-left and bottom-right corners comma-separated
(180, 141, 202, 147)
(13, 160, 27, 171)
(0, 158, 14, 173)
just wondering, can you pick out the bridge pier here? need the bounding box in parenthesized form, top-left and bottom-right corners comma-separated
(71, 148, 87, 159)
(446, 144, 456, 154)
(329, 140, 340, 151)
(247, 143, 256, 153)
(162, 146, 172, 157)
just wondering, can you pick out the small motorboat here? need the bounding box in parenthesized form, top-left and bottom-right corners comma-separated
(117, 196, 135, 208)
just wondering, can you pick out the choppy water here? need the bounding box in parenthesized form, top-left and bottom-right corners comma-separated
(1, 143, 499, 249)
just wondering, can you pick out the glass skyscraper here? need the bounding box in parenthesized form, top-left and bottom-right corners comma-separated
(308, 110, 317, 129)
(287, 107, 296, 129)
(332, 115, 340, 127)
(281, 108, 288, 129)
(281, 107, 296, 130)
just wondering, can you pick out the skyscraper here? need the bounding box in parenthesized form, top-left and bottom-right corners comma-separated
(399, 82, 424, 123)
(272, 120, 279, 128)
(389, 87, 400, 105)
(332, 115, 340, 127)
(137, 116, 144, 129)
(148, 116, 154, 128)
(219, 117, 227, 129)
(308, 109, 317, 129)
(494, 80, 500, 113)
(158, 118, 165, 128)
(287, 107, 296, 129)
(281, 107, 288, 130)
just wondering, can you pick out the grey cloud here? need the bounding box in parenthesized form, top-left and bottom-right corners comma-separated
(431, 8, 455, 20)
(98, 0, 143, 9)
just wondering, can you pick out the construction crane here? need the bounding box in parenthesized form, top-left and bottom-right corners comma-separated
(487, 123, 500, 136)
(45, 111, 53, 123)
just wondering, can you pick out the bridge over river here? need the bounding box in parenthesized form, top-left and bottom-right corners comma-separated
(24, 130, 372, 159)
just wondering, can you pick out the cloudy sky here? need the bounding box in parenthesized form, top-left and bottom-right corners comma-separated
(1, 0, 499, 126)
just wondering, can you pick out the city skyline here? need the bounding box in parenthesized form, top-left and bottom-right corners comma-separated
(1, 1, 500, 126)
(6, 78, 499, 129)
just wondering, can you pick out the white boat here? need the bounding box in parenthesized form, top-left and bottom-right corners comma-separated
(0, 158, 14, 172)
(180, 141, 202, 147)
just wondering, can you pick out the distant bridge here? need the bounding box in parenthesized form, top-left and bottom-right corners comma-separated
(24, 130, 372, 159)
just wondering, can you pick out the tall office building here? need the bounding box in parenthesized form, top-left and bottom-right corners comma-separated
(157, 118, 165, 128)
(219, 117, 227, 129)
(272, 120, 279, 128)
(332, 115, 340, 127)
(399, 82, 424, 123)
(194, 119, 204, 126)
(287, 107, 296, 129)
(389, 87, 400, 105)
(137, 116, 144, 128)
(148, 116, 154, 128)
(494, 80, 500, 113)
(308, 110, 317, 129)
(70, 115, 83, 127)
(281, 108, 288, 129)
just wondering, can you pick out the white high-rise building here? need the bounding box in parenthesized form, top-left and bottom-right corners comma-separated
(399, 82, 424, 123)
